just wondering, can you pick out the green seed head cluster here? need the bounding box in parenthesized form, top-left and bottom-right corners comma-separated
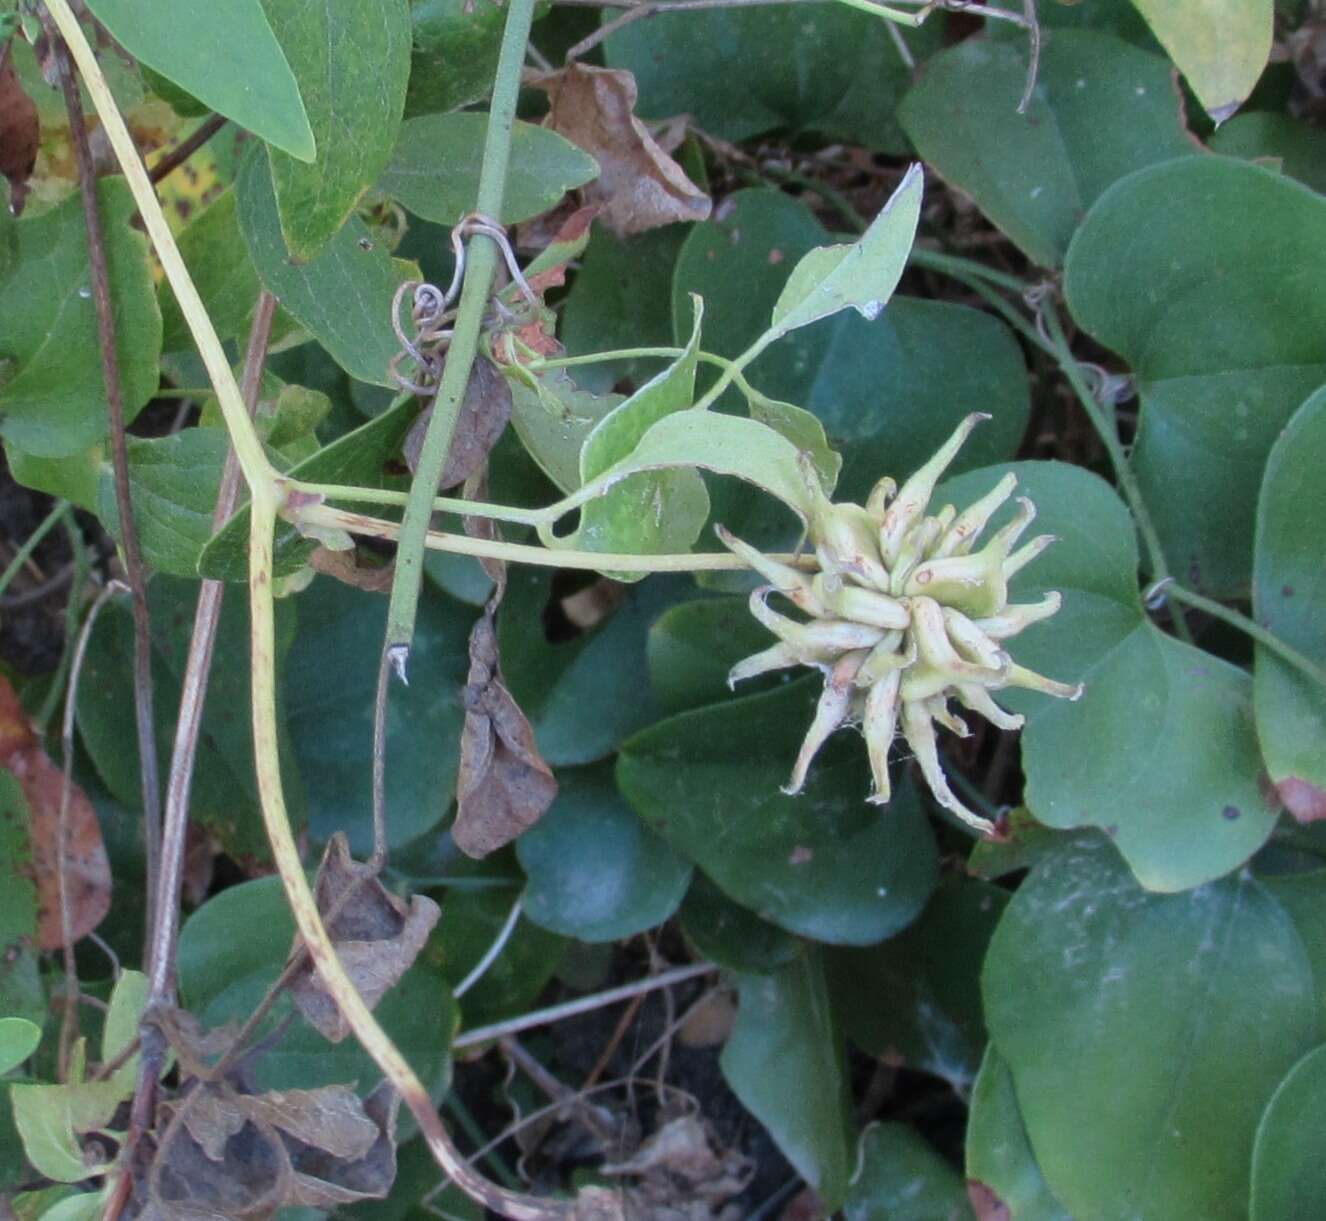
(718, 413, 1083, 835)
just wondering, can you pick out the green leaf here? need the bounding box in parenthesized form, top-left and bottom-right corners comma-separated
(1253, 387, 1326, 821)
(545, 411, 818, 550)
(677, 871, 799, 974)
(198, 392, 418, 581)
(646, 596, 782, 716)
(721, 952, 855, 1209)
(1064, 156, 1326, 592)
(0, 770, 43, 1027)
(4, 443, 103, 513)
(938, 461, 1275, 891)
(1263, 872, 1326, 1011)
(159, 189, 262, 352)
(1251, 1044, 1326, 1220)
(96, 428, 226, 578)
(499, 568, 689, 767)
(101, 970, 147, 1093)
(430, 881, 565, 1029)
(0, 180, 161, 457)
(617, 681, 938, 944)
(11, 1084, 111, 1183)
(405, 0, 507, 117)
(261, 0, 411, 258)
(845, 1122, 973, 1221)
(549, 298, 709, 572)
(1129, 0, 1272, 118)
(1209, 111, 1326, 196)
(236, 147, 408, 387)
(283, 576, 476, 854)
(670, 189, 1029, 533)
(380, 114, 597, 226)
(516, 763, 692, 942)
(0, 1018, 40, 1077)
(82, 0, 314, 161)
(506, 368, 623, 495)
(982, 834, 1319, 1220)
(178, 875, 455, 1093)
(828, 878, 1008, 1092)
(559, 224, 688, 394)
(965, 1047, 1072, 1221)
(605, 6, 941, 154)
(78, 579, 306, 860)
(768, 163, 922, 337)
(898, 31, 1197, 266)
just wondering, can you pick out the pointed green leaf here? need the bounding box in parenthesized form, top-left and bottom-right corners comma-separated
(617, 681, 938, 944)
(101, 970, 148, 1093)
(236, 147, 408, 387)
(721, 952, 855, 1209)
(983, 835, 1319, 1220)
(1065, 156, 1326, 592)
(11, 1082, 120, 1183)
(1253, 387, 1326, 822)
(938, 461, 1275, 891)
(507, 368, 623, 495)
(381, 114, 598, 226)
(769, 164, 921, 337)
(261, 0, 411, 258)
(83, 0, 314, 161)
(1129, 0, 1272, 118)
(405, 0, 509, 117)
(899, 32, 1197, 266)
(0, 181, 160, 458)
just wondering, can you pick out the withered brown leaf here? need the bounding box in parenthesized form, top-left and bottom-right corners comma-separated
(0, 675, 110, 950)
(451, 472, 558, 858)
(0, 42, 39, 216)
(404, 354, 512, 492)
(531, 63, 711, 237)
(288, 835, 440, 1043)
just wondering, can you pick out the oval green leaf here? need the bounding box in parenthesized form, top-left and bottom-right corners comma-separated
(983, 834, 1319, 1220)
(517, 764, 691, 943)
(1065, 156, 1326, 592)
(1251, 1043, 1326, 1220)
(845, 1122, 973, 1221)
(1253, 387, 1326, 822)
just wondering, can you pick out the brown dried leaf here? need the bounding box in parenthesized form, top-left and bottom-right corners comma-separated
(0, 42, 39, 215)
(149, 1080, 400, 1217)
(0, 675, 110, 950)
(531, 64, 711, 237)
(283, 1080, 401, 1207)
(288, 835, 441, 1043)
(308, 545, 395, 592)
(404, 355, 512, 491)
(452, 606, 558, 858)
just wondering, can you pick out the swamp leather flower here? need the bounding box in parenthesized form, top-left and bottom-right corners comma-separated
(718, 413, 1083, 835)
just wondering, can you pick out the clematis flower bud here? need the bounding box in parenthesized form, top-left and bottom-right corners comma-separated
(879, 413, 989, 566)
(717, 416, 1082, 835)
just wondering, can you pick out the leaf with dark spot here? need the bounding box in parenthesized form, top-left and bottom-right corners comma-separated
(0, 42, 38, 215)
(403, 355, 512, 491)
(288, 835, 440, 1043)
(0, 675, 109, 949)
(531, 63, 711, 237)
